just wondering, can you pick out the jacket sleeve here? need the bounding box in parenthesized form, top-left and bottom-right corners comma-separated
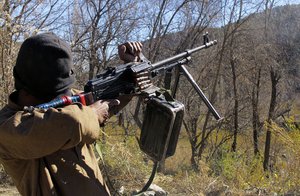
(0, 104, 100, 159)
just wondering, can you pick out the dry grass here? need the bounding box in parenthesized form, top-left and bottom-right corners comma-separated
(99, 116, 300, 195)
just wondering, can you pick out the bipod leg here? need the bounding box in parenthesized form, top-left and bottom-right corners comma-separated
(179, 64, 222, 120)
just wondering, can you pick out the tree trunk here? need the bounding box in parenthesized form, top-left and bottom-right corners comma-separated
(157, 160, 166, 173)
(230, 59, 238, 152)
(252, 68, 261, 155)
(183, 119, 199, 172)
(190, 119, 199, 171)
(191, 146, 199, 171)
(263, 67, 280, 171)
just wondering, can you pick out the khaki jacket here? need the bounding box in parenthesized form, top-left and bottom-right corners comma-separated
(0, 92, 110, 196)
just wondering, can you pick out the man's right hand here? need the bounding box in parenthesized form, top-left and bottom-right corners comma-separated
(89, 99, 120, 124)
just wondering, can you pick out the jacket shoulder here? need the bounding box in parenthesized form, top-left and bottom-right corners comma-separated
(0, 106, 16, 126)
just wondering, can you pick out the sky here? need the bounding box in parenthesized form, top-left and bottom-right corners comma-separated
(277, 0, 300, 6)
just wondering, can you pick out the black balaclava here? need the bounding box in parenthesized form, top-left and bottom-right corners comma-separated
(13, 32, 75, 100)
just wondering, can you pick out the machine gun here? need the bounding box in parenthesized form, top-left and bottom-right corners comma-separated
(36, 39, 221, 120)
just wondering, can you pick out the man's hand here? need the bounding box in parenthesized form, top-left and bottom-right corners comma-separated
(111, 41, 152, 117)
(89, 99, 120, 124)
(118, 41, 143, 63)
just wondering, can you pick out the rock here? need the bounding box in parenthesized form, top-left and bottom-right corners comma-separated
(132, 184, 168, 196)
(148, 184, 167, 196)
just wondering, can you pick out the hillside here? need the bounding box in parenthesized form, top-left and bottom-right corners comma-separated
(253, 4, 300, 92)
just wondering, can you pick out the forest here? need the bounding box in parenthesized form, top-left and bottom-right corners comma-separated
(0, 0, 300, 195)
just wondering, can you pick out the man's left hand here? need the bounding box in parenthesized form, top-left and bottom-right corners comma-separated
(118, 41, 143, 63)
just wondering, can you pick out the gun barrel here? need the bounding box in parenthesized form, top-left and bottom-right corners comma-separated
(150, 40, 217, 70)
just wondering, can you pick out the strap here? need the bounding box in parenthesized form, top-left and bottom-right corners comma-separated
(134, 161, 158, 195)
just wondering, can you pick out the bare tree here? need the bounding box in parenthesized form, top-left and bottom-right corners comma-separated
(227, 0, 244, 152)
(261, 0, 275, 171)
(263, 66, 281, 171)
(68, 0, 140, 81)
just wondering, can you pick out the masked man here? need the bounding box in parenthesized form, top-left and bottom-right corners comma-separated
(0, 32, 142, 196)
